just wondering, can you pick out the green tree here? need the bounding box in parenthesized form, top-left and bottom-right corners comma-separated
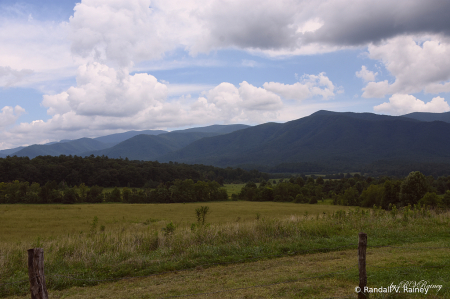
(239, 182, 258, 201)
(63, 187, 79, 204)
(122, 187, 131, 203)
(86, 185, 103, 203)
(442, 190, 450, 208)
(382, 180, 400, 209)
(400, 171, 429, 206)
(360, 184, 384, 207)
(339, 187, 359, 206)
(419, 192, 441, 207)
(110, 187, 122, 202)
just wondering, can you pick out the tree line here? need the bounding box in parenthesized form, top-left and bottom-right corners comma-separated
(0, 179, 228, 204)
(238, 171, 450, 209)
(0, 155, 268, 188)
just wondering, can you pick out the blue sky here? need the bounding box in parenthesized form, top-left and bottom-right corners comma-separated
(1, 0, 450, 149)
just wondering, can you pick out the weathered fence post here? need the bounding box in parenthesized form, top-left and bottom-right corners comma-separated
(358, 232, 367, 299)
(28, 248, 48, 299)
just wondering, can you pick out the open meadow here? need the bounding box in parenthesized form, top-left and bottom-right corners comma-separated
(1, 202, 450, 298)
(0, 201, 347, 242)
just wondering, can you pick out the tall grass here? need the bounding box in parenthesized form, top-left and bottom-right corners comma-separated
(1, 207, 449, 297)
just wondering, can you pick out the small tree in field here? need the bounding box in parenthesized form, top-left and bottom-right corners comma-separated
(195, 206, 210, 225)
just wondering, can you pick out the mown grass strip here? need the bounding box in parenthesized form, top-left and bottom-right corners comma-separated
(3, 241, 449, 299)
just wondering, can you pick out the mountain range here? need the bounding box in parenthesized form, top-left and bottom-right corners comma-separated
(3, 111, 450, 175)
(0, 124, 249, 159)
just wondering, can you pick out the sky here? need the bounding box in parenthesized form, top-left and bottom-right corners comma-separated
(1, 0, 450, 150)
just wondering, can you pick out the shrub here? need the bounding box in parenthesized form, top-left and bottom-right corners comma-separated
(419, 192, 441, 208)
(163, 222, 176, 236)
(195, 206, 210, 225)
(442, 190, 450, 208)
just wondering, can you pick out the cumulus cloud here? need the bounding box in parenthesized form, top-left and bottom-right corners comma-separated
(67, 0, 450, 66)
(373, 94, 450, 115)
(69, 0, 203, 67)
(362, 35, 450, 98)
(7, 67, 288, 147)
(0, 66, 33, 87)
(4, 0, 450, 79)
(264, 73, 336, 100)
(356, 66, 377, 82)
(0, 105, 25, 128)
(239, 81, 283, 110)
(194, 81, 283, 124)
(45, 63, 168, 117)
(302, 0, 450, 47)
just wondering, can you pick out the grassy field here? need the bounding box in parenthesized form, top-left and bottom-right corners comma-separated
(0, 201, 347, 242)
(1, 202, 449, 298)
(4, 241, 449, 299)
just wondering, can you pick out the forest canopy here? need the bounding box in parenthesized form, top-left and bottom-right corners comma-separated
(0, 155, 268, 187)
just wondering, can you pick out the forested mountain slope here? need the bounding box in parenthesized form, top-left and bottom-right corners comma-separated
(401, 111, 450, 123)
(160, 111, 450, 171)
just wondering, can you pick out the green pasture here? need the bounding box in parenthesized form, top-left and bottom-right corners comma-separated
(0, 201, 351, 242)
(1, 202, 449, 298)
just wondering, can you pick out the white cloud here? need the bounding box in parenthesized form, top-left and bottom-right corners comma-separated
(5, 71, 286, 147)
(363, 35, 450, 98)
(0, 16, 74, 86)
(198, 81, 283, 123)
(356, 66, 377, 82)
(239, 81, 283, 111)
(264, 73, 335, 100)
(0, 66, 34, 87)
(373, 94, 450, 115)
(0, 105, 25, 128)
(69, 0, 204, 67)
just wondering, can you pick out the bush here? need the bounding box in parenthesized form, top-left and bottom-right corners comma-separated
(419, 192, 441, 208)
(163, 222, 176, 236)
(63, 187, 79, 204)
(443, 190, 450, 208)
(195, 206, 210, 225)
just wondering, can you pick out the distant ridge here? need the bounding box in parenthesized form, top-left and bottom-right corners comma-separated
(0, 146, 25, 158)
(93, 129, 167, 145)
(401, 111, 450, 123)
(4, 124, 250, 159)
(171, 124, 250, 134)
(159, 111, 450, 172)
(82, 125, 250, 160)
(13, 138, 111, 159)
(82, 132, 221, 160)
(5, 111, 450, 176)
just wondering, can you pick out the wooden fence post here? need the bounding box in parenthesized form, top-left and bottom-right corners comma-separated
(358, 232, 367, 299)
(28, 248, 48, 299)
